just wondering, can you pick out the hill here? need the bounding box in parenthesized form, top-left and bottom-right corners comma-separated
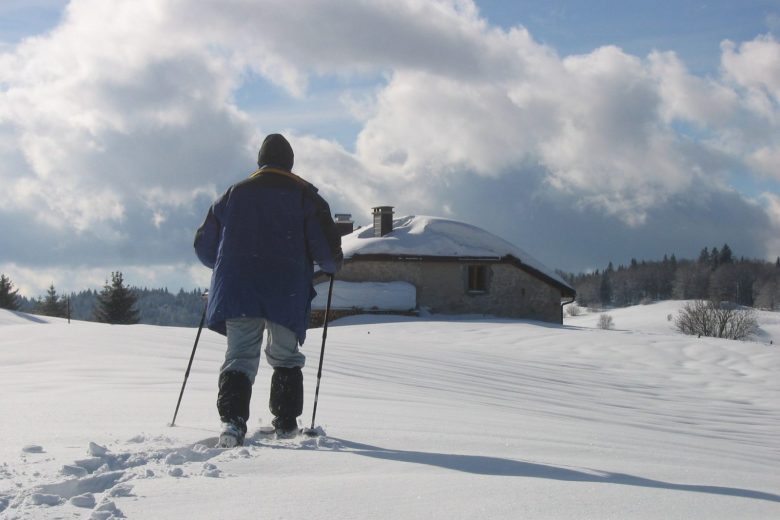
(566, 300, 780, 343)
(0, 307, 778, 518)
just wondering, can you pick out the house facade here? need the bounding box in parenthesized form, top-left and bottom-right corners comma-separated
(313, 207, 575, 324)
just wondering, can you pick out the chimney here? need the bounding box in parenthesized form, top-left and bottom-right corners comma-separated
(334, 213, 354, 236)
(372, 206, 394, 237)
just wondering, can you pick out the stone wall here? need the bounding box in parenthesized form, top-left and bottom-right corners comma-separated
(322, 259, 563, 323)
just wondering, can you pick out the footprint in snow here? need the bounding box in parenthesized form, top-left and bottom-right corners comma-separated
(69, 493, 96, 508)
(88, 442, 109, 457)
(202, 463, 221, 478)
(164, 453, 186, 465)
(91, 499, 124, 520)
(26, 493, 61, 506)
(61, 464, 89, 478)
(108, 484, 134, 498)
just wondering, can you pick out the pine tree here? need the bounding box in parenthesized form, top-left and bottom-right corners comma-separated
(93, 272, 139, 324)
(36, 284, 68, 317)
(710, 246, 720, 271)
(0, 274, 21, 311)
(599, 270, 613, 307)
(719, 244, 733, 265)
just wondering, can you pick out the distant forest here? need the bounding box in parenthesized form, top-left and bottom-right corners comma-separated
(17, 287, 207, 327)
(559, 244, 780, 311)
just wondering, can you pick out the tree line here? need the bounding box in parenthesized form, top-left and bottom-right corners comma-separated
(559, 244, 780, 310)
(0, 272, 205, 326)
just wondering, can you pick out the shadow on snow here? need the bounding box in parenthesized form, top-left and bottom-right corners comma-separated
(327, 438, 780, 503)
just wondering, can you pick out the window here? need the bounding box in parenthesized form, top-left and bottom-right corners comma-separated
(467, 265, 488, 293)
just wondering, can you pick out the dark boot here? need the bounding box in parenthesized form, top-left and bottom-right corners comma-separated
(269, 367, 303, 435)
(217, 370, 252, 440)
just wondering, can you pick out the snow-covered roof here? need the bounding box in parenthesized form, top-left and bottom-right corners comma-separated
(341, 215, 574, 293)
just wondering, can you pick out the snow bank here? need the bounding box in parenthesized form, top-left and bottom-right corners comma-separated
(0, 310, 50, 326)
(311, 281, 416, 310)
(567, 300, 779, 344)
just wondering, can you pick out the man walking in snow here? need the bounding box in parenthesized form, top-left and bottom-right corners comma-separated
(194, 134, 342, 448)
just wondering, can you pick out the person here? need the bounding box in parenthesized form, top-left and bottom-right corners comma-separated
(194, 134, 342, 448)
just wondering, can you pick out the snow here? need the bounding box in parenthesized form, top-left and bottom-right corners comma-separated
(567, 300, 780, 344)
(312, 281, 416, 310)
(1, 306, 779, 519)
(341, 216, 573, 289)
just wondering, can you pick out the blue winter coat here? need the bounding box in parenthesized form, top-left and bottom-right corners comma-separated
(194, 167, 342, 343)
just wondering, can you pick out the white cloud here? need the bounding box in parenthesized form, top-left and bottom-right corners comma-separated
(1, 7, 252, 243)
(0, 263, 105, 297)
(749, 145, 780, 180)
(717, 35, 780, 182)
(721, 35, 780, 111)
(762, 192, 780, 256)
(350, 43, 729, 225)
(0, 261, 211, 297)
(650, 50, 739, 127)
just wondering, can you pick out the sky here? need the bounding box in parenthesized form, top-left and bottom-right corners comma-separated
(2, 0, 780, 297)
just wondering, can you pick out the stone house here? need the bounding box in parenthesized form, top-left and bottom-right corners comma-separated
(313, 207, 575, 324)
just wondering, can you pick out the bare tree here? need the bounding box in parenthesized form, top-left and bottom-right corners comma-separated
(674, 300, 758, 340)
(597, 314, 614, 330)
(673, 261, 710, 300)
(575, 275, 600, 308)
(754, 279, 779, 311)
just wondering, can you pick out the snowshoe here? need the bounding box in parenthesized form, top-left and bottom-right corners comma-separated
(272, 416, 300, 439)
(217, 421, 245, 448)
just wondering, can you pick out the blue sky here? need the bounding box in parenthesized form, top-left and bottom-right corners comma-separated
(1, 0, 780, 296)
(483, 1, 779, 71)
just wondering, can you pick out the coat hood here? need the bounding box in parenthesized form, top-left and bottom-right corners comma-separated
(257, 134, 294, 171)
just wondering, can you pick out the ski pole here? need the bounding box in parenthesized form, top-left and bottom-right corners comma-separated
(170, 290, 208, 427)
(306, 274, 334, 435)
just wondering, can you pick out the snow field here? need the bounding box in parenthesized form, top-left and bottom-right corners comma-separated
(0, 304, 778, 519)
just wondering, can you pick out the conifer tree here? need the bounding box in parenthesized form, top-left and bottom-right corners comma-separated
(93, 272, 139, 324)
(719, 244, 733, 265)
(36, 284, 68, 317)
(599, 270, 613, 307)
(710, 246, 720, 270)
(0, 274, 21, 311)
